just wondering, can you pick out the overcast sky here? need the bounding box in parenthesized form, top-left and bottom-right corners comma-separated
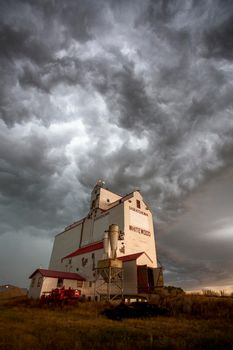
(0, 0, 233, 291)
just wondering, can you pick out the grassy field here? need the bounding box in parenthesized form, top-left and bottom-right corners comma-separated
(0, 290, 233, 350)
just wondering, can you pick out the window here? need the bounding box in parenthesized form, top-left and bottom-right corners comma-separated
(31, 277, 36, 288)
(57, 278, 63, 287)
(89, 282, 92, 288)
(77, 281, 83, 288)
(37, 277, 42, 288)
(107, 198, 110, 203)
(136, 200, 141, 209)
(119, 243, 125, 253)
(82, 257, 88, 267)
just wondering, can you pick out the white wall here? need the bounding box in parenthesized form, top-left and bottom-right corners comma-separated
(80, 218, 93, 246)
(137, 253, 153, 266)
(81, 281, 95, 299)
(92, 213, 109, 242)
(99, 187, 122, 209)
(122, 191, 157, 267)
(29, 274, 85, 299)
(40, 277, 58, 295)
(28, 272, 43, 298)
(91, 187, 122, 211)
(62, 248, 104, 280)
(49, 223, 82, 270)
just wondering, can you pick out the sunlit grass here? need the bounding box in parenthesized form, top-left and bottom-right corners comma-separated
(0, 292, 233, 350)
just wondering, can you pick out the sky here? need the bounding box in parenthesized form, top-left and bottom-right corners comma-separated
(0, 0, 233, 292)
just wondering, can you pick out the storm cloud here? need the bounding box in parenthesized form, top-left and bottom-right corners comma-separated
(0, 0, 233, 290)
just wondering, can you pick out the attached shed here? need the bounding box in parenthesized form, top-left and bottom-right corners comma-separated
(118, 252, 163, 295)
(28, 269, 85, 299)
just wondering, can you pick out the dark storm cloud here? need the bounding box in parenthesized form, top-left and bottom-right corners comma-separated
(18, 58, 85, 93)
(1, 0, 233, 289)
(156, 167, 233, 289)
(0, 0, 109, 126)
(203, 13, 233, 60)
(0, 24, 52, 63)
(0, 123, 74, 233)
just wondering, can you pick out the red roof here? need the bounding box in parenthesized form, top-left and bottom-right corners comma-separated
(62, 241, 104, 261)
(118, 252, 143, 262)
(29, 269, 85, 281)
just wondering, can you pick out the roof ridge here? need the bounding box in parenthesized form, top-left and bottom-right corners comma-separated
(29, 268, 85, 281)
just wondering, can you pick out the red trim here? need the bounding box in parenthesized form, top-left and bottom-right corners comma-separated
(118, 252, 143, 262)
(29, 269, 85, 281)
(62, 241, 104, 261)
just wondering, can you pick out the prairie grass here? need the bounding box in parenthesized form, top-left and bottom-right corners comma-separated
(0, 293, 233, 350)
(158, 293, 233, 319)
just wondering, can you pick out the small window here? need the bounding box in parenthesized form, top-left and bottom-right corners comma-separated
(107, 198, 110, 203)
(82, 257, 88, 267)
(89, 281, 92, 288)
(57, 278, 63, 287)
(68, 258, 72, 265)
(136, 200, 141, 209)
(77, 281, 83, 288)
(31, 277, 36, 288)
(37, 277, 43, 288)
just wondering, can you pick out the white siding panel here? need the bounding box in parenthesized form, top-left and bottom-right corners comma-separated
(49, 224, 82, 270)
(92, 214, 109, 242)
(80, 218, 92, 246)
(41, 277, 58, 295)
(28, 272, 43, 298)
(129, 210, 149, 230)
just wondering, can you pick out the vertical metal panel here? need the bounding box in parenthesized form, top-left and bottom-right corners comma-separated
(137, 265, 149, 293)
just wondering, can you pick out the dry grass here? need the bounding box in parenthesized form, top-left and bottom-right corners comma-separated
(0, 287, 26, 300)
(0, 293, 233, 350)
(158, 293, 233, 319)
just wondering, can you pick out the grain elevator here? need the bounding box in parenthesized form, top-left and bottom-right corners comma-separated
(29, 181, 163, 300)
